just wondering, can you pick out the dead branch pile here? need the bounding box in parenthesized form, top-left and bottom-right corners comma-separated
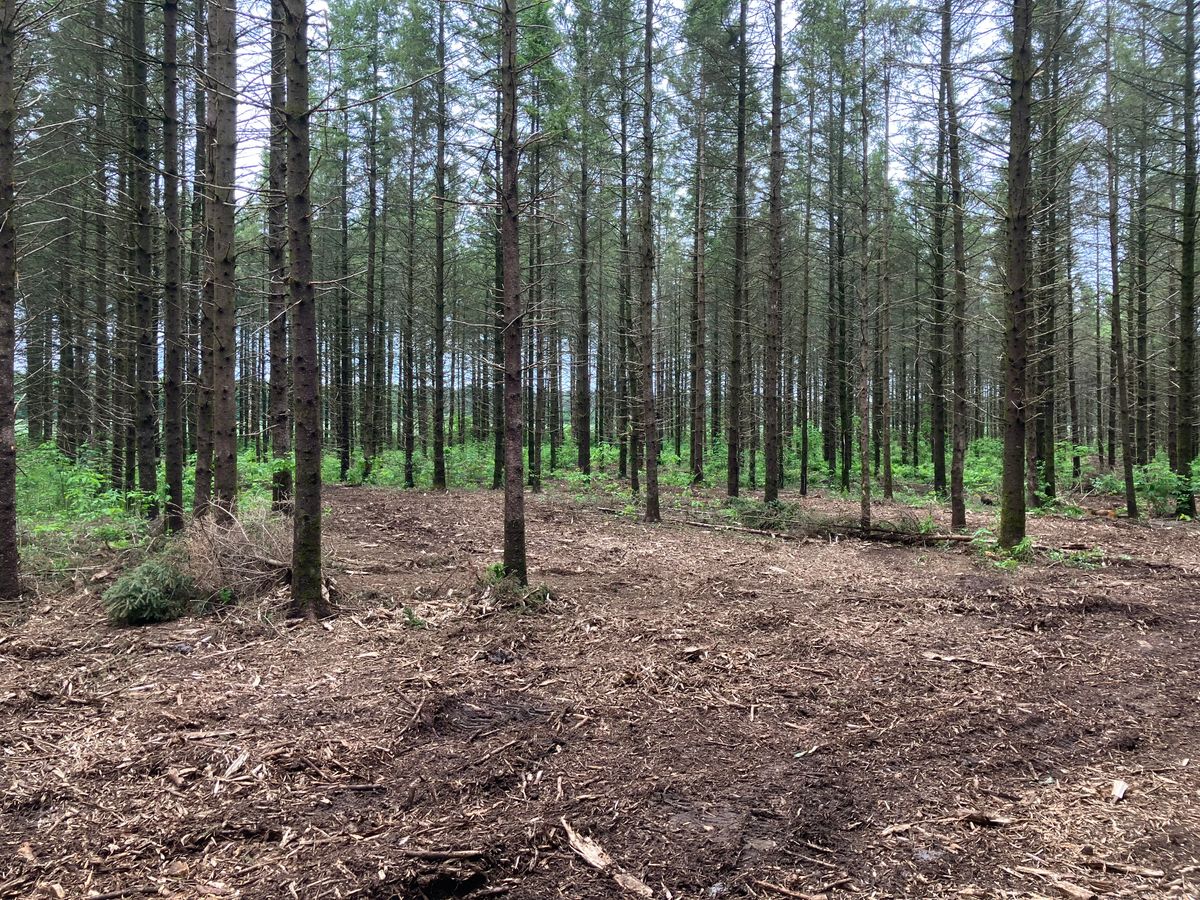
(180, 507, 293, 603)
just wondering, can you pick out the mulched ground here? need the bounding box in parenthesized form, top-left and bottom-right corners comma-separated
(2, 482, 1199, 899)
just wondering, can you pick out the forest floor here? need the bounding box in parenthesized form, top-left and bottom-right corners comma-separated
(2, 482, 1199, 900)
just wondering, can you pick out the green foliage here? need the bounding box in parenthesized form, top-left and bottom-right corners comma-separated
(481, 562, 508, 585)
(1135, 457, 1185, 517)
(17, 444, 147, 582)
(970, 527, 1034, 571)
(1047, 547, 1104, 569)
(101, 558, 195, 626)
(19, 444, 137, 535)
(1091, 452, 1200, 518)
(349, 442, 496, 489)
(729, 497, 799, 531)
(475, 562, 551, 614)
(402, 605, 428, 629)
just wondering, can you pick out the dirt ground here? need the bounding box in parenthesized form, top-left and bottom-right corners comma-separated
(2, 483, 1199, 899)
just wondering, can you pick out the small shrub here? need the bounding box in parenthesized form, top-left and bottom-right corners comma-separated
(480, 562, 508, 586)
(1048, 547, 1104, 569)
(970, 530, 1035, 572)
(1135, 458, 1183, 517)
(402, 606, 428, 629)
(102, 559, 195, 626)
(472, 564, 552, 616)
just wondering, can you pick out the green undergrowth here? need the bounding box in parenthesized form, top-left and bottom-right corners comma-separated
(969, 528, 1105, 572)
(101, 557, 196, 626)
(12, 430, 1199, 603)
(476, 562, 552, 614)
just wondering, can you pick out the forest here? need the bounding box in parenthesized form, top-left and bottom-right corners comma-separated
(0, 0, 1199, 893)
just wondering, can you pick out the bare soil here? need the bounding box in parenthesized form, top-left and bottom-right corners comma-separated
(2, 483, 1199, 899)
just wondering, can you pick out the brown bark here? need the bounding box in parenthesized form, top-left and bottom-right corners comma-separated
(727, 0, 747, 498)
(800, 85, 814, 496)
(408, 92, 420, 489)
(268, 0, 290, 509)
(1104, 7, 1138, 520)
(998, 0, 1034, 548)
(689, 75, 706, 486)
(575, 22, 592, 477)
(765, 0, 784, 505)
(1179, 0, 1197, 517)
(931, 74, 948, 497)
(944, 0, 968, 531)
(432, 0, 447, 489)
(283, 0, 324, 618)
(500, 0, 527, 582)
(639, 0, 659, 523)
(362, 67, 381, 481)
(0, 0, 18, 600)
(163, 0, 185, 531)
(188, 0, 209, 507)
(856, 1, 870, 530)
(208, 0, 237, 520)
(131, 0, 158, 517)
(879, 67, 893, 500)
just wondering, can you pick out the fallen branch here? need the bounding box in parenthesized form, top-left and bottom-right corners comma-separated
(922, 652, 1015, 673)
(751, 877, 845, 900)
(595, 506, 972, 545)
(393, 848, 485, 861)
(1079, 859, 1165, 878)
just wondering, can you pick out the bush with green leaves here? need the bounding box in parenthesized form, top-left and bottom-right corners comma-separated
(101, 559, 196, 626)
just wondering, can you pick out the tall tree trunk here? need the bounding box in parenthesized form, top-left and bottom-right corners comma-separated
(209, 0, 237, 519)
(639, 0, 659, 522)
(362, 85, 380, 480)
(92, 0, 110, 464)
(1064, 180, 1081, 482)
(856, 2, 871, 529)
(283, 0, 324, 618)
(931, 74, 948, 496)
(267, 0, 291, 509)
(727, 0, 747, 498)
(1104, 6, 1138, 520)
(163, 0, 185, 531)
(879, 66, 893, 500)
(944, 0, 968, 531)
(621, 51, 639, 491)
(500, 0, 527, 581)
(338, 115, 351, 481)
(575, 35, 592, 477)
(408, 95, 420, 488)
(764, 0, 783, 504)
(998, 0, 1034, 548)
(822, 72, 838, 478)
(1179, 0, 1197, 517)
(188, 0, 207, 475)
(0, 0, 18, 600)
(1039, 22, 1062, 502)
(689, 75, 706, 485)
(131, 0, 158, 517)
(1134, 41, 1149, 466)
(193, 0, 213, 515)
(432, 0, 447, 489)
(800, 85, 814, 496)
(836, 74, 850, 493)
